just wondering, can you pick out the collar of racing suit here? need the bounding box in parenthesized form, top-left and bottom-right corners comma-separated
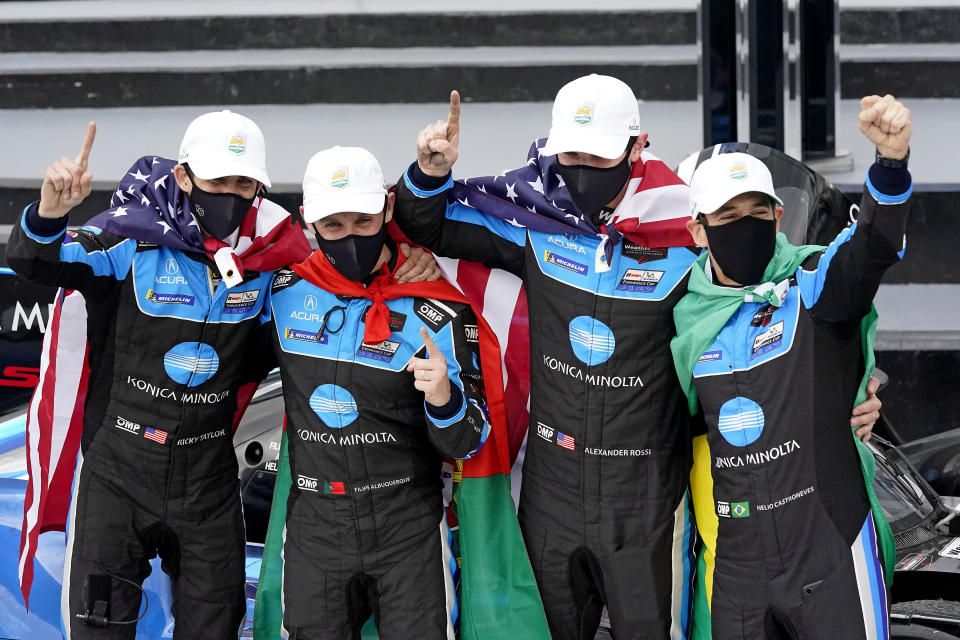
(290, 239, 463, 345)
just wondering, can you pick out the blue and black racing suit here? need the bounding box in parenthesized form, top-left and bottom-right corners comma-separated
(8, 203, 274, 639)
(256, 245, 489, 640)
(689, 163, 911, 640)
(394, 165, 698, 640)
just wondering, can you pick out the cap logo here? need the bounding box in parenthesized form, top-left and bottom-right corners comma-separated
(573, 102, 595, 126)
(228, 132, 247, 155)
(729, 164, 748, 180)
(178, 147, 189, 161)
(330, 167, 349, 189)
(628, 118, 640, 133)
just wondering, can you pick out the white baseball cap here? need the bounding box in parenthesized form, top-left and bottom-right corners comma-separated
(178, 110, 271, 187)
(302, 146, 387, 223)
(540, 74, 642, 159)
(688, 152, 783, 219)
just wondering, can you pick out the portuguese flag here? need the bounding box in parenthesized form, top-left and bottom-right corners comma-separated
(253, 249, 549, 639)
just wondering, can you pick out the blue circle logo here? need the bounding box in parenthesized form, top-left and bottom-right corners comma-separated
(163, 342, 219, 386)
(568, 316, 615, 365)
(309, 384, 359, 428)
(717, 397, 765, 446)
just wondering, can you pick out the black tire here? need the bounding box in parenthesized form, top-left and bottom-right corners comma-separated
(891, 623, 960, 640)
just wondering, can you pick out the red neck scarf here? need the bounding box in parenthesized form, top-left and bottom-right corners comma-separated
(291, 247, 467, 344)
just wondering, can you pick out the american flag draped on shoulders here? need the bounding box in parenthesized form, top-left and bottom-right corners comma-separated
(452, 137, 694, 269)
(17, 156, 309, 608)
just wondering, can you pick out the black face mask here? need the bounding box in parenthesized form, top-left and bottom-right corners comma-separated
(315, 218, 388, 282)
(702, 215, 777, 285)
(188, 180, 256, 240)
(557, 153, 632, 225)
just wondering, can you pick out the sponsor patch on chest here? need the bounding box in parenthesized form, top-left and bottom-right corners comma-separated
(621, 242, 668, 264)
(751, 321, 784, 358)
(284, 327, 329, 344)
(543, 250, 589, 276)
(223, 289, 260, 313)
(146, 290, 195, 306)
(616, 268, 665, 292)
(357, 339, 400, 362)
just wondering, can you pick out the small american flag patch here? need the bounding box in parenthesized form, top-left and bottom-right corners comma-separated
(556, 432, 575, 451)
(144, 427, 168, 445)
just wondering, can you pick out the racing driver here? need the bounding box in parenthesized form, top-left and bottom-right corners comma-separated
(672, 94, 911, 639)
(259, 146, 491, 639)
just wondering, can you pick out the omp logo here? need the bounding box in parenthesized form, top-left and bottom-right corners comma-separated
(309, 384, 359, 428)
(568, 316, 615, 365)
(304, 295, 318, 311)
(163, 342, 220, 387)
(717, 501, 731, 517)
(717, 397, 765, 447)
(536, 422, 555, 442)
(297, 474, 319, 492)
(419, 302, 444, 324)
(115, 415, 141, 435)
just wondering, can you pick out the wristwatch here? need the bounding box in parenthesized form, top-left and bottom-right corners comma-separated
(875, 146, 909, 169)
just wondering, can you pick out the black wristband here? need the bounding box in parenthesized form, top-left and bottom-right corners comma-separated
(875, 147, 909, 169)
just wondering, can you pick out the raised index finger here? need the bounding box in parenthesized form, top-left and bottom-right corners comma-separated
(74, 121, 97, 170)
(446, 90, 461, 134)
(419, 326, 443, 358)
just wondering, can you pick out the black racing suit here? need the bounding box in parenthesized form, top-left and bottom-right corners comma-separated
(690, 165, 910, 639)
(8, 203, 273, 639)
(259, 254, 489, 640)
(394, 165, 697, 640)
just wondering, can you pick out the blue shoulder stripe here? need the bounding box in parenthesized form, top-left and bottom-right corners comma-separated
(796, 222, 857, 307)
(447, 201, 526, 247)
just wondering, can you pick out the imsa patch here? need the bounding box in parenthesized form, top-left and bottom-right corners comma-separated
(223, 289, 260, 313)
(751, 321, 784, 359)
(616, 268, 665, 292)
(357, 339, 401, 363)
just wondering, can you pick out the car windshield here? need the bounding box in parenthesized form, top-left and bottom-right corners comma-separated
(870, 440, 934, 530)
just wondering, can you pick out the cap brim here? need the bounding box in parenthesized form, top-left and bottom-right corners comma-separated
(302, 191, 385, 223)
(188, 157, 272, 189)
(694, 188, 784, 218)
(540, 129, 630, 159)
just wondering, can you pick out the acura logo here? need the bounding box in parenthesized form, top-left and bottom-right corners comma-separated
(165, 258, 179, 274)
(304, 295, 318, 311)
